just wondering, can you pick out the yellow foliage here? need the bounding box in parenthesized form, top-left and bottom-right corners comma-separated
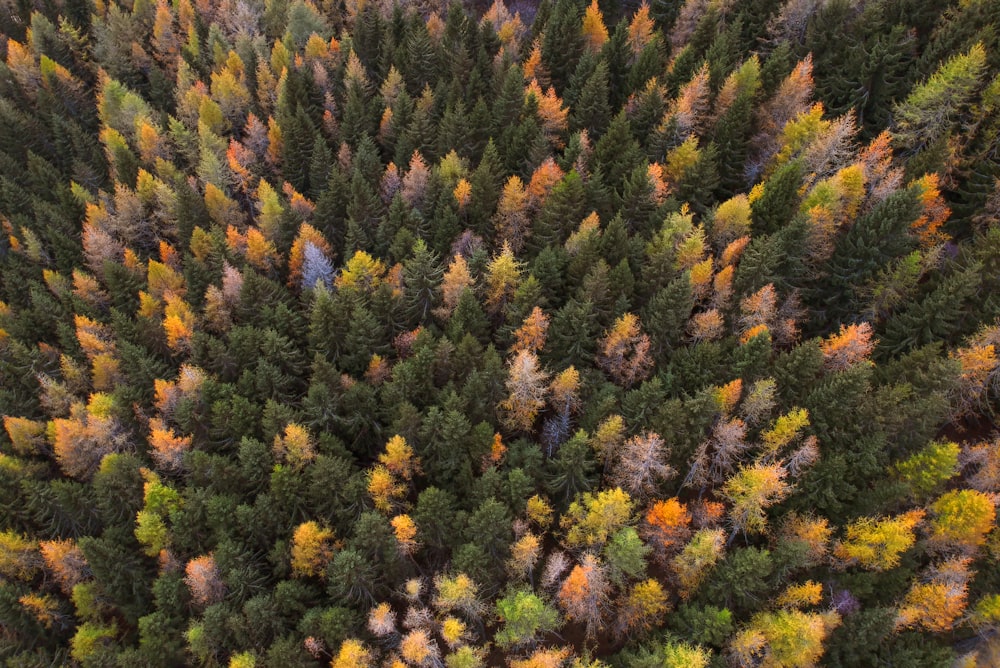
(777, 581, 823, 608)
(291, 521, 336, 578)
(3, 416, 46, 455)
(379, 435, 420, 480)
(0, 530, 40, 581)
(245, 227, 280, 271)
(336, 250, 386, 292)
(896, 581, 968, 632)
(525, 495, 554, 528)
(928, 489, 996, 551)
(562, 487, 634, 549)
(453, 178, 472, 210)
(673, 528, 725, 599)
(833, 510, 925, 570)
(368, 465, 406, 513)
(19, 592, 61, 628)
(762, 408, 810, 456)
(621, 578, 670, 633)
(392, 514, 418, 554)
(581, 0, 609, 52)
(163, 293, 195, 351)
(331, 639, 372, 668)
(273, 423, 315, 469)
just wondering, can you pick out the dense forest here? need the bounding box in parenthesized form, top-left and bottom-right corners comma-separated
(1, 0, 1000, 666)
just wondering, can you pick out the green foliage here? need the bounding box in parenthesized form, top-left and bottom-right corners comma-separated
(1, 2, 999, 666)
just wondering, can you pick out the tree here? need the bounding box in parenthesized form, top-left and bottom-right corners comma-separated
(437, 254, 474, 320)
(894, 441, 960, 501)
(562, 487, 634, 550)
(926, 489, 996, 553)
(433, 573, 484, 620)
(618, 577, 669, 637)
(495, 588, 561, 649)
(672, 528, 726, 599)
(499, 349, 550, 433)
(512, 306, 550, 354)
(581, 1, 608, 53)
(273, 423, 316, 469)
(893, 43, 987, 156)
(184, 554, 224, 606)
(643, 498, 693, 561)
(494, 175, 531, 253)
(596, 313, 653, 388)
(832, 511, 925, 570)
(557, 553, 610, 637)
(331, 639, 373, 668)
(730, 609, 841, 668)
(291, 521, 336, 578)
(820, 323, 876, 371)
(722, 463, 793, 540)
(610, 432, 674, 500)
(484, 242, 523, 316)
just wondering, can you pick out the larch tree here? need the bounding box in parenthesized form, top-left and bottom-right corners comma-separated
(610, 431, 675, 500)
(596, 313, 653, 388)
(557, 553, 610, 638)
(290, 521, 336, 578)
(832, 510, 925, 570)
(722, 462, 793, 540)
(184, 554, 225, 606)
(499, 349, 550, 433)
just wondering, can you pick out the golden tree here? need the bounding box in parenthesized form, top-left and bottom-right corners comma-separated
(512, 306, 550, 354)
(290, 521, 336, 578)
(436, 254, 474, 319)
(832, 510, 925, 570)
(499, 349, 550, 433)
(596, 313, 653, 388)
(581, 0, 609, 52)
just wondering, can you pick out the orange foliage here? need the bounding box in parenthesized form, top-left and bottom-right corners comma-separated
(911, 174, 951, 247)
(39, 538, 88, 593)
(163, 293, 195, 352)
(184, 554, 224, 605)
(148, 418, 193, 471)
(436, 254, 473, 320)
(527, 158, 565, 206)
(512, 306, 550, 354)
(558, 554, 609, 636)
(525, 80, 569, 147)
(643, 498, 693, 559)
(597, 313, 653, 388)
(581, 0, 609, 52)
(453, 178, 472, 211)
(488, 432, 507, 467)
(287, 224, 332, 288)
(628, 3, 656, 56)
(820, 322, 876, 371)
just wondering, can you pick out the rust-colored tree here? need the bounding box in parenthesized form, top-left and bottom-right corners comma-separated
(597, 313, 653, 388)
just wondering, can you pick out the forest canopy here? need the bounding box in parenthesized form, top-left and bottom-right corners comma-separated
(1, 0, 1000, 666)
